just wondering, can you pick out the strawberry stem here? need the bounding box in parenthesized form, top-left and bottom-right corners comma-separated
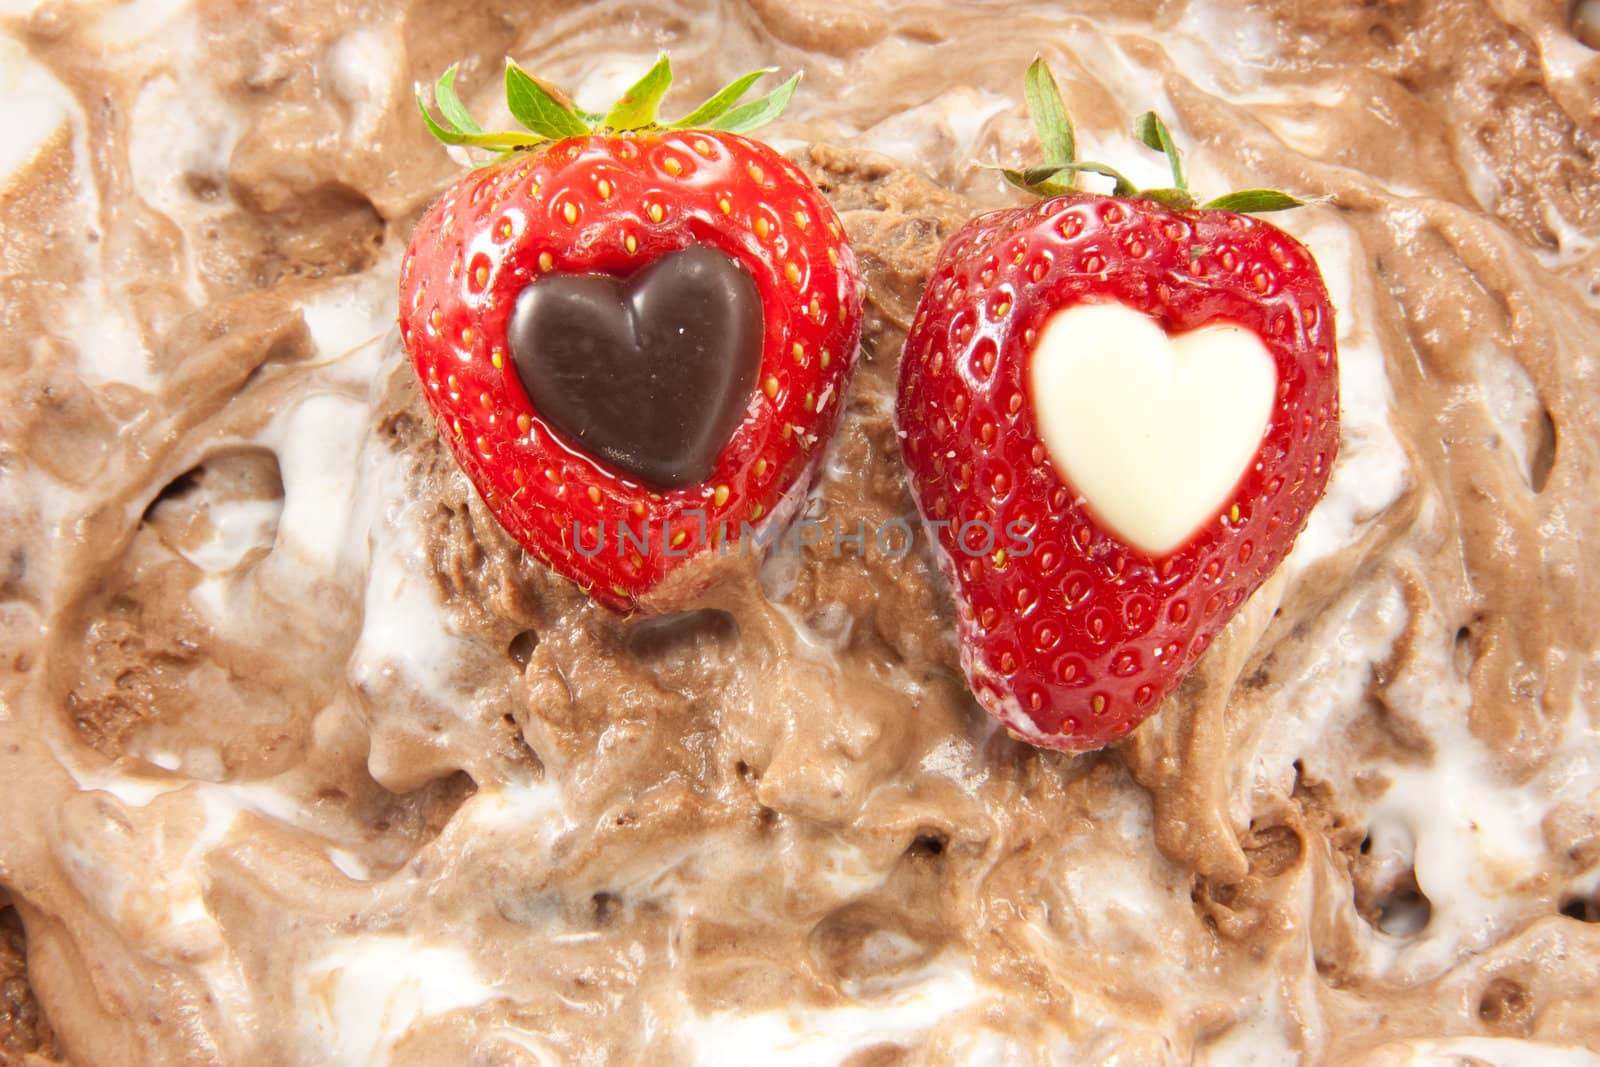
(1002, 60, 1316, 214)
(417, 54, 801, 160)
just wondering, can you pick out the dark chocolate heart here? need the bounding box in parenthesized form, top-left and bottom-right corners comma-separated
(507, 244, 763, 489)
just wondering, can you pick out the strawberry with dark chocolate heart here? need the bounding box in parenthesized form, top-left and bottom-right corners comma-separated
(401, 56, 862, 611)
(895, 60, 1339, 751)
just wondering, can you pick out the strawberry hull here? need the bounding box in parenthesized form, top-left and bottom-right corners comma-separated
(896, 193, 1340, 750)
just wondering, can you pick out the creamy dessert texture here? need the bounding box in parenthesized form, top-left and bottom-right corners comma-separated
(1, 0, 1599, 1064)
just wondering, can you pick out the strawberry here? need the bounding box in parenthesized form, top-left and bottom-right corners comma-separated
(895, 61, 1339, 751)
(400, 56, 862, 612)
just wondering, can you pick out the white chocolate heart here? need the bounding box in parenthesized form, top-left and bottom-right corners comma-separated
(1027, 302, 1277, 557)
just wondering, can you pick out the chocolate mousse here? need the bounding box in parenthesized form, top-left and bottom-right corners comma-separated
(0, 0, 1596, 1063)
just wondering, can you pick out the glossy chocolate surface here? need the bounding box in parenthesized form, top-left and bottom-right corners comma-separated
(508, 244, 763, 488)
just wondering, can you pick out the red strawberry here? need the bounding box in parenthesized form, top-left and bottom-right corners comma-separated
(895, 61, 1339, 751)
(400, 57, 862, 611)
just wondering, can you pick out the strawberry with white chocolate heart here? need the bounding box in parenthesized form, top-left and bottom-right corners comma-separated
(401, 57, 862, 611)
(896, 60, 1339, 751)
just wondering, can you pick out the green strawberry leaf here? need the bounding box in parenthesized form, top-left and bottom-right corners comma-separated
(434, 65, 483, 135)
(418, 56, 804, 162)
(1002, 163, 1064, 185)
(1002, 168, 1077, 198)
(1024, 58, 1075, 170)
(1202, 189, 1311, 213)
(1134, 111, 1186, 191)
(505, 62, 591, 140)
(1064, 161, 1138, 196)
(416, 93, 546, 148)
(707, 72, 800, 133)
(604, 52, 673, 131)
(1137, 186, 1196, 210)
(669, 67, 778, 128)
(1001, 159, 1139, 198)
(1002, 60, 1322, 214)
(417, 93, 466, 142)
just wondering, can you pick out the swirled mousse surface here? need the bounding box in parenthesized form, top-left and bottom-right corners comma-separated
(1, 0, 1598, 1063)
